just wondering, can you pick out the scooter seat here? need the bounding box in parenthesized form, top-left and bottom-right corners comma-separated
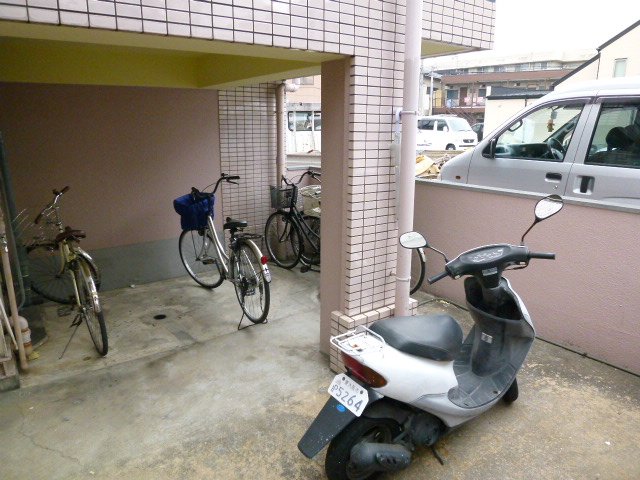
(369, 314, 463, 361)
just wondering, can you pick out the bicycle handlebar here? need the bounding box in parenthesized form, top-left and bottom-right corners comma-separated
(35, 186, 70, 224)
(281, 170, 321, 187)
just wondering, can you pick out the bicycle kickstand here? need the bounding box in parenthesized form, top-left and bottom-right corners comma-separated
(237, 312, 268, 331)
(59, 314, 83, 359)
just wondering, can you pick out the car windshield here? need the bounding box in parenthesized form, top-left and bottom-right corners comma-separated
(448, 117, 472, 131)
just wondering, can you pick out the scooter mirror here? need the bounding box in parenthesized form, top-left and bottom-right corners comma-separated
(535, 194, 564, 221)
(521, 194, 564, 244)
(400, 231, 428, 249)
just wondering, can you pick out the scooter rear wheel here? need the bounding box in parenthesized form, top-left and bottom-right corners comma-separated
(503, 377, 519, 404)
(325, 417, 401, 480)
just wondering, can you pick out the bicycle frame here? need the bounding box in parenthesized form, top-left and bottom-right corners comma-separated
(291, 206, 320, 249)
(202, 214, 271, 283)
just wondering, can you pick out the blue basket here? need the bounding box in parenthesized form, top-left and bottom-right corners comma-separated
(173, 194, 214, 231)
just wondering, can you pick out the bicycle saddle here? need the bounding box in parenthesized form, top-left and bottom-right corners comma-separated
(55, 226, 86, 243)
(224, 218, 248, 230)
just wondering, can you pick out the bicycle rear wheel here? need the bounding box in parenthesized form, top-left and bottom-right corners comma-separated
(264, 212, 301, 269)
(75, 258, 108, 356)
(233, 243, 270, 323)
(179, 228, 224, 288)
(27, 243, 100, 304)
(300, 215, 321, 266)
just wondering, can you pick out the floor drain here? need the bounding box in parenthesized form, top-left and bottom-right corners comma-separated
(153, 314, 167, 320)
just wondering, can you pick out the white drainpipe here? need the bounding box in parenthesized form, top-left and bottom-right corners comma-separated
(276, 82, 298, 184)
(395, 0, 423, 316)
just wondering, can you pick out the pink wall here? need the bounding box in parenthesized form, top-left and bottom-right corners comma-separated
(0, 83, 221, 251)
(414, 181, 640, 374)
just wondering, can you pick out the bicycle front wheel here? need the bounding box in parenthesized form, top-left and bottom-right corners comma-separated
(179, 228, 224, 288)
(76, 259, 108, 356)
(264, 212, 301, 269)
(27, 243, 99, 304)
(232, 243, 270, 323)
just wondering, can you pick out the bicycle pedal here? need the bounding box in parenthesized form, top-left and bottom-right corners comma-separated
(202, 258, 217, 265)
(57, 305, 73, 317)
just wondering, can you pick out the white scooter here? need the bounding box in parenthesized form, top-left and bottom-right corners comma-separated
(298, 195, 564, 480)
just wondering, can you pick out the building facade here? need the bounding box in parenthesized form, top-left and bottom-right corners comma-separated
(0, 0, 495, 358)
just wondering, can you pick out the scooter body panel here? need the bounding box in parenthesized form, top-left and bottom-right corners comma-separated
(351, 340, 458, 402)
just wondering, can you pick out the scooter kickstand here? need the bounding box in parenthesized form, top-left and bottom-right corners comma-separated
(431, 444, 445, 466)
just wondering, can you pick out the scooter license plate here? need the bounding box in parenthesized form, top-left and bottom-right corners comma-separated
(328, 374, 369, 417)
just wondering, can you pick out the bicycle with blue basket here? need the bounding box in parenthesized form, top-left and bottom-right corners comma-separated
(174, 173, 271, 326)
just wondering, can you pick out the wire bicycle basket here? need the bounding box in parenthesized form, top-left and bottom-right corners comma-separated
(269, 185, 299, 210)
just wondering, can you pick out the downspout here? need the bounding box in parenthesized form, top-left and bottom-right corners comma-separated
(395, 0, 423, 316)
(276, 82, 298, 184)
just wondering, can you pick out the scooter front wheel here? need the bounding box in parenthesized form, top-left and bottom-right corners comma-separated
(325, 417, 402, 480)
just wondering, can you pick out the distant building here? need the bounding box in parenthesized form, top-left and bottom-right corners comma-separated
(554, 19, 640, 87)
(423, 50, 593, 124)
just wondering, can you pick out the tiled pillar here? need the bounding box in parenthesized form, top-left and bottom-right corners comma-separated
(218, 84, 277, 237)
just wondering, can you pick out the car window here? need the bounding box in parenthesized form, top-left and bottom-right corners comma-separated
(436, 121, 448, 132)
(418, 119, 435, 130)
(448, 117, 472, 131)
(493, 103, 585, 162)
(585, 102, 640, 169)
(288, 111, 313, 131)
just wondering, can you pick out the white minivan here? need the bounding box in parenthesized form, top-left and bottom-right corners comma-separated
(416, 115, 477, 151)
(440, 78, 640, 207)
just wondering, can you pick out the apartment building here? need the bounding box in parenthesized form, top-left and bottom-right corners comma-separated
(424, 50, 592, 123)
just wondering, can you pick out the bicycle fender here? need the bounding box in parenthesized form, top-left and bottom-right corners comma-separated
(242, 239, 271, 283)
(297, 388, 384, 459)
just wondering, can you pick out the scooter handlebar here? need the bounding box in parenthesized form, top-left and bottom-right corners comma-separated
(528, 252, 556, 260)
(427, 270, 449, 284)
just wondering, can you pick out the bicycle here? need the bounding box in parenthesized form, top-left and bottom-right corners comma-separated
(25, 187, 107, 356)
(265, 170, 321, 270)
(176, 174, 271, 325)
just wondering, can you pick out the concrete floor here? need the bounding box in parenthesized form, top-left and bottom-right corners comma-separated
(1, 267, 639, 480)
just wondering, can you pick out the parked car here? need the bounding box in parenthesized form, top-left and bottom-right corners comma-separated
(439, 78, 640, 207)
(471, 122, 484, 141)
(416, 115, 477, 151)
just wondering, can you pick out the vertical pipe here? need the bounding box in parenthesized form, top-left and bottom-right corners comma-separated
(276, 82, 298, 184)
(276, 83, 286, 185)
(395, 0, 424, 316)
(0, 211, 27, 371)
(0, 134, 28, 308)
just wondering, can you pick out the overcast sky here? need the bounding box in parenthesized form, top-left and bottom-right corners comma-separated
(493, 0, 640, 52)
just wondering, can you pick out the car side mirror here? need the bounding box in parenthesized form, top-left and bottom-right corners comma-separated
(483, 138, 497, 158)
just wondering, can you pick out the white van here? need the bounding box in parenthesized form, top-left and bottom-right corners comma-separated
(416, 115, 477, 151)
(287, 103, 321, 153)
(440, 78, 640, 207)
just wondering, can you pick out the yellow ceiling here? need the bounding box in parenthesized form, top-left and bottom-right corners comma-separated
(0, 21, 476, 89)
(0, 21, 340, 89)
